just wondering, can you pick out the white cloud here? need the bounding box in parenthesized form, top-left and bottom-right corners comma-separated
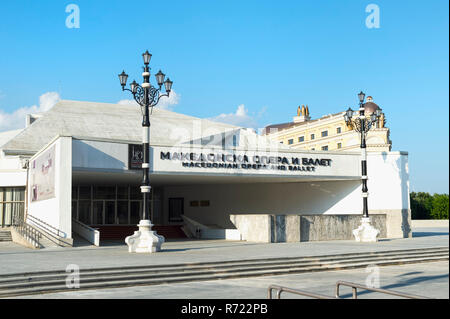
(156, 90, 180, 110)
(0, 92, 61, 132)
(117, 90, 180, 110)
(39, 92, 61, 112)
(209, 104, 260, 128)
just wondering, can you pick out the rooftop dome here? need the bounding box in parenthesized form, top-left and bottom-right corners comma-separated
(363, 96, 381, 114)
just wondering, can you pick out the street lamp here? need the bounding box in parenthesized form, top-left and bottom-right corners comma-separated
(344, 91, 382, 242)
(118, 51, 174, 253)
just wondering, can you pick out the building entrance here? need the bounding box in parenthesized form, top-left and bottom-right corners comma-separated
(72, 185, 162, 226)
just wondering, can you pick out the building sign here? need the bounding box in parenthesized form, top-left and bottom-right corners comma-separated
(30, 145, 56, 202)
(129, 144, 143, 170)
(160, 151, 331, 173)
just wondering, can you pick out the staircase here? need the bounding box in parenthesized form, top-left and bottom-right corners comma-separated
(0, 230, 12, 242)
(0, 246, 447, 298)
(154, 225, 187, 239)
(95, 225, 187, 240)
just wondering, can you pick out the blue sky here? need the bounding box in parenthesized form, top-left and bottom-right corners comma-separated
(0, 0, 448, 194)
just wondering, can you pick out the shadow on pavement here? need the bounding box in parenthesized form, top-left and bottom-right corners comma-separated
(413, 232, 449, 238)
(338, 273, 449, 299)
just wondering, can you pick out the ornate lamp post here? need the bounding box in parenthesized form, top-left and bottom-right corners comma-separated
(344, 91, 382, 242)
(118, 50, 173, 253)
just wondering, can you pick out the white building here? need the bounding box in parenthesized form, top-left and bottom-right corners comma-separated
(0, 100, 411, 246)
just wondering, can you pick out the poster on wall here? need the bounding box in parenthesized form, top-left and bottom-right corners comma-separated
(30, 145, 56, 202)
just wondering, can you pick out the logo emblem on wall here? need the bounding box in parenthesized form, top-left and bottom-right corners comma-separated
(129, 144, 143, 170)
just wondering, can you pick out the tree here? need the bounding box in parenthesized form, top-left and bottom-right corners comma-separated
(431, 194, 449, 220)
(410, 192, 433, 219)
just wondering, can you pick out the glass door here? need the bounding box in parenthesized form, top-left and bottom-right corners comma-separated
(168, 198, 184, 222)
(92, 200, 103, 225)
(105, 201, 116, 224)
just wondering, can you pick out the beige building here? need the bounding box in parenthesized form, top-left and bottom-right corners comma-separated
(263, 96, 391, 152)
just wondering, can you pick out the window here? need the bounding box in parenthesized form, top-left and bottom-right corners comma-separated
(321, 145, 328, 151)
(337, 143, 342, 149)
(336, 127, 342, 134)
(311, 148, 315, 150)
(298, 136, 304, 142)
(93, 186, 115, 200)
(190, 201, 199, 207)
(72, 185, 161, 226)
(0, 187, 25, 227)
(321, 131, 328, 137)
(288, 139, 294, 145)
(117, 201, 129, 224)
(200, 200, 210, 207)
(232, 135, 238, 147)
(190, 200, 210, 207)
(311, 134, 315, 140)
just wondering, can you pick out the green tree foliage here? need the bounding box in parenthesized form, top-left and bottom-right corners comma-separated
(431, 194, 449, 219)
(410, 192, 449, 219)
(410, 192, 433, 219)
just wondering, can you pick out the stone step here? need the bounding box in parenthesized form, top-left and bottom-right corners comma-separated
(0, 251, 447, 289)
(0, 246, 447, 280)
(0, 255, 447, 298)
(0, 247, 447, 297)
(0, 248, 447, 285)
(0, 231, 12, 242)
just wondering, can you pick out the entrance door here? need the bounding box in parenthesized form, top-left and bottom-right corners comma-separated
(168, 198, 184, 222)
(105, 201, 116, 224)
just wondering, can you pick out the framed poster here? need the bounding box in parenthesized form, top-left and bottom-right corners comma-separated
(30, 145, 56, 202)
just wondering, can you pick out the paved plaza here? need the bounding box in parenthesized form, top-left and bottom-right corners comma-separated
(9, 260, 448, 299)
(0, 226, 448, 299)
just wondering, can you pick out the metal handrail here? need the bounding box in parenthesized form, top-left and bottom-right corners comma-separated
(268, 285, 335, 299)
(335, 281, 432, 299)
(27, 214, 66, 238)
(13, 212, 71, 248)
(12, 220, 41, 248)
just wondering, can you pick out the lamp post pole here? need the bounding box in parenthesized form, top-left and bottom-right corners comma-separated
(118, 51, 173, 253)
(358, 94, 369, 218)
(344, 91, 382, 242)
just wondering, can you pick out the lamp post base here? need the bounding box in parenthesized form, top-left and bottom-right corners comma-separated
(125, 220, 165, 253)
(352, 217, 379, 242)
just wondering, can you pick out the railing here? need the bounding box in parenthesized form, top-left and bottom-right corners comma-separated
(335, 281, 431, 299)
(268, 285, 335, 299)
(268, 282, 432, 299)
(27, 214, 66, 238)
(11, 212, 72, 248)
(12, 218, 41, 248)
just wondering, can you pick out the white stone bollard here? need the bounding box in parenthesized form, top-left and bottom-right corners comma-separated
(353, 217, 380, 242)
(125, 220, 165, 253)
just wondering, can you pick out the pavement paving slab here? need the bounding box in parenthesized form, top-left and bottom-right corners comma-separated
(0, 227, 447, 276)
(7, 261, 449, 299)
